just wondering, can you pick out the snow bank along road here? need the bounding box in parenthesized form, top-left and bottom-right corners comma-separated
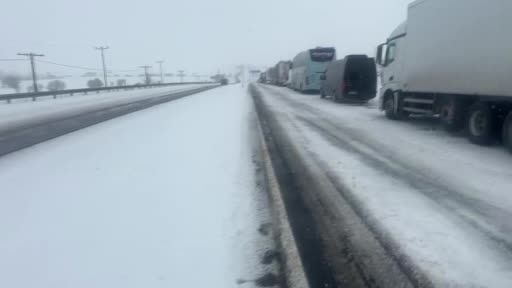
(0, 84, 216, 156)
(0, 84, 281, 288)
(251, 83, 512, 288)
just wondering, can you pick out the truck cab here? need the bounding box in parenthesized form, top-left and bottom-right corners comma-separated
(376, 22, 407, 110)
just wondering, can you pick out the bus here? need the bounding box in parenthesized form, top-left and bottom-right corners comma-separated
(291, 47, 336, 92)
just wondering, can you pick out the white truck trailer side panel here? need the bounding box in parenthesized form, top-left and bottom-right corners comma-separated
(403, 0, 512, 98)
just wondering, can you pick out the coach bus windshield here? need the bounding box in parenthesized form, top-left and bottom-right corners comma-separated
(310, 49, 336, 62)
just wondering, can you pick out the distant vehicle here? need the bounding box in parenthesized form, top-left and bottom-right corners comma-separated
(220, 78, 228, 85)
(376, 0, 512, 151)
(211, 74, 227, 83)
(275, 61, 292, 86)
(259, 73, 267, 83)
(285, 69, 293, 87)
(320, 55, 377, 103)
(265, 67, 278, 85)
(291, 47, 336, 92)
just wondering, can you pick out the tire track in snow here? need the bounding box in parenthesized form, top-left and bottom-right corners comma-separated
(259, 84, 512, 262)
(252, 84, 420, 288)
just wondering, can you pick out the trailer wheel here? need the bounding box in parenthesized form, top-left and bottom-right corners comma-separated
(467, 102, 493, 145)
(440, 97, 466, 131)
(502, 111, 512, 153)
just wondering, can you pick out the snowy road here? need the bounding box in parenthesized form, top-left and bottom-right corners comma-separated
(0, 84, 278, 288)
(252, 84, 512, 287)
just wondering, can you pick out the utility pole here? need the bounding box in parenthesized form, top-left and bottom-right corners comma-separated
(156, 60, 164, 83)
(139, 65, 152, 85)
(95, 46, 109, 87)
(177, 70, 185, 83)
(17, 52, 44, 93)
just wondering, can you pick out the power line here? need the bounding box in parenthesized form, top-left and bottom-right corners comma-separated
(0, 58, 26, 62)
(35, 59, 139, 73)
(111, 68, 139, 73)
(36, 59, 102, 71)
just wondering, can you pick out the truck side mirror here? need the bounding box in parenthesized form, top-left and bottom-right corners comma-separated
(376, 44, 385, 66)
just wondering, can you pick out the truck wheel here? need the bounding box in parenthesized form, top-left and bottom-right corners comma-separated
(467, 102, 493, 145)
(384, 92, 409, 120)
(440, 97, 466, 131)
(384, 96, 396, 119)
(502, 111, 512, 153)
(320, 89, 326, 99)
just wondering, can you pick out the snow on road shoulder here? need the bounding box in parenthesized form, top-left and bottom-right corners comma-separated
(0, 84, 273, 288)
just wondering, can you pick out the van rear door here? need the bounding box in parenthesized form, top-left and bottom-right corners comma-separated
(343, 56, 377, 101)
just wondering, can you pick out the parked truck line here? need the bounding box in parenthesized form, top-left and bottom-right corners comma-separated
(376, 0, 512, 152)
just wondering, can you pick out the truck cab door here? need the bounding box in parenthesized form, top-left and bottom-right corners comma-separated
(382, 41, 400, 87)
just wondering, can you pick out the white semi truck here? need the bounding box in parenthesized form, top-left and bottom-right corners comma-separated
(376, 0, 512, 151)
(275, 61, 291, 86)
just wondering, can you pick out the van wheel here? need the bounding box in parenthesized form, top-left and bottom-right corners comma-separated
(440, 97, 466, 131)
(502, 111, 512, 153)
(467, 102, 493, 145)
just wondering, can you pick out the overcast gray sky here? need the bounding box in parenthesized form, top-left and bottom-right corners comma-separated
(1, 0, 411, 76)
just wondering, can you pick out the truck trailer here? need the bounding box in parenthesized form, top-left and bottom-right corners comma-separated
(275, 61, 292, 86)
(376, 0, 512, 151)
(265, 67, 278, 85)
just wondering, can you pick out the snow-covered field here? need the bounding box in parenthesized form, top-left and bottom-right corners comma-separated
(0, 84, 212, 133)
(0, 84, 276, 287)
(0, 75, 209, 95)
(255, 84, 512, 287)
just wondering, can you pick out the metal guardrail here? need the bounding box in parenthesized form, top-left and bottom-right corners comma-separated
(0, 82, 215, 103)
